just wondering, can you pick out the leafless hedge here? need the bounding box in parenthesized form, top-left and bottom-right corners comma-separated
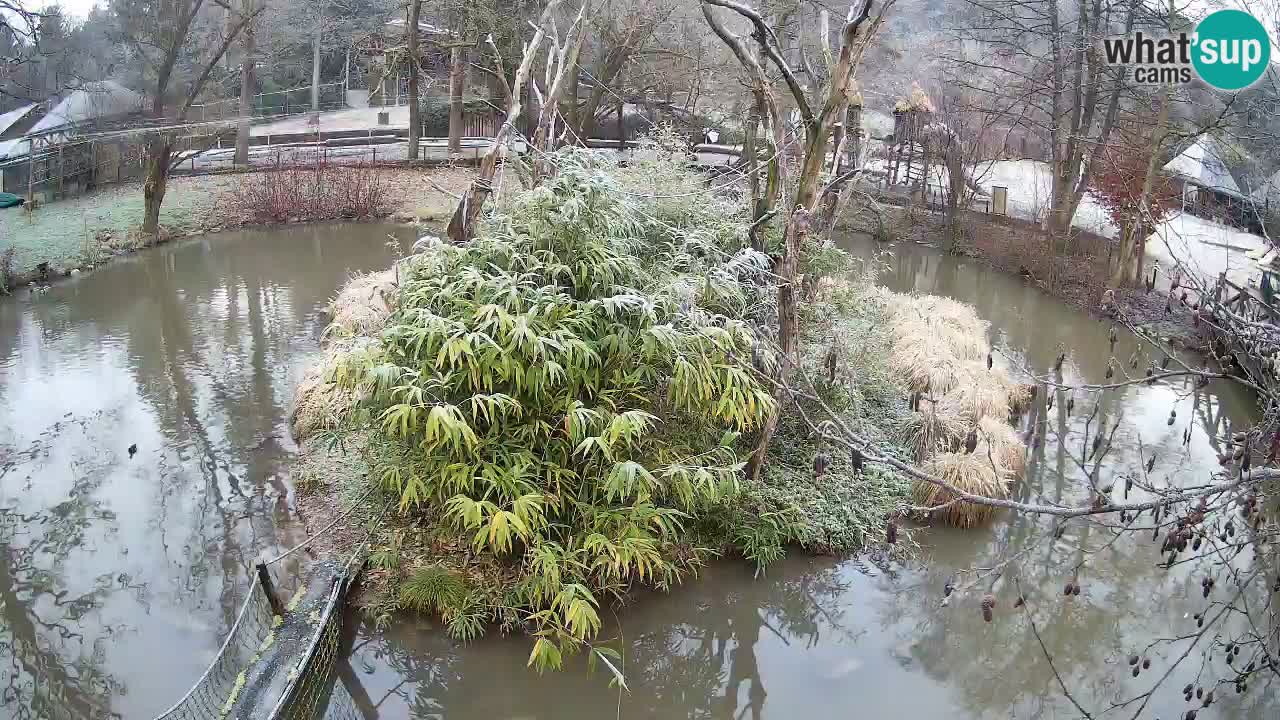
(227, 161, 391, 224)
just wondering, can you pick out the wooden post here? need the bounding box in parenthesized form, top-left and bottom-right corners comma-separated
(57, 144, 64, 197)
(256, 562, 284, 615)
(27, 145, 35, 202)
(616, 93, 624, 151)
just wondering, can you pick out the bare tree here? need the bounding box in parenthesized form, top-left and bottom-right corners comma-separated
(112, 0, 261, 237)
(446, 40, 463, 156)
(446, 0, 560, 242)
(0, 1, 44, 106)
(702, 0, 888, 480)
(927, 86, 1004, 252)
(949, 0, 1137, 243)
(529, 4, 587, 184)
(574, 0, 673, 140)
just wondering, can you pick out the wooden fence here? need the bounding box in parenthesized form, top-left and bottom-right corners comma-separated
(1204, 274, 1280, 393)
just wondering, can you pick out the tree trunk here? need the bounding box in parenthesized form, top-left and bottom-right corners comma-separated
(310, 14, 323, 112)
(142, 136, 172, 238)
(578, 56, 625, 140)
(944, 142, 964, 253)
(448, 44, 464, 157)
(747, 128, 839, 480)
(447, 2, 556, 242)
(234, 0, 256, 166)
(564, 60, 579, 132)
(1133, 218, 1147, 287)
(819, 102, 849, 228)
(531, 11, 586, 184)
(743, 99, 763, 250)
(615, 91, 624, 149)
(737, 0, 875, 482)
(1113, 70, 1174, 287)
(407, 0, 422, 161)
(140, 1, 256, 239)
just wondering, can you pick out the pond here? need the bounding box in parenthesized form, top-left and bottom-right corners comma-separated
(0, 224, 1273, 719)
(338, 233, 1274, 719)
(0, 223, 415, 719)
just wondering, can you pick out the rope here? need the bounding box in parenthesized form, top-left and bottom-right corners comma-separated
(344, 498, 396, 575)
(262, 484, 379, 566)
(149, 575, 265, 720)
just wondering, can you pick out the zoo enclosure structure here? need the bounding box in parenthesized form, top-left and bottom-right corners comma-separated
(884, 102, 932, 188)
(187, 82, 349, 123)
(0, 105, 502, 205)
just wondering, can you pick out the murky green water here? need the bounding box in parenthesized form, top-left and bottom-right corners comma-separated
(0, 223, 415, 719)
(339, 235, 1276, 719)
(1, 226, 1275, 719)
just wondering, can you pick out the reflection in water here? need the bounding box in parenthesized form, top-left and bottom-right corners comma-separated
(344, 560, 957, 720)
(338, 233, 1276, 720)
(2, 224, 1273, 719)
(0, 223, 414, 719)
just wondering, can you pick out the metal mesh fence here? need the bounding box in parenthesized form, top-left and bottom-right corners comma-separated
(152, 503, 377, 720)
(152, 575, 277, 720)
(270, 575, 350, 720)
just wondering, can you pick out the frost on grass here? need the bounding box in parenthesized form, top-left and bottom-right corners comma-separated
(293, 142, 930, 667)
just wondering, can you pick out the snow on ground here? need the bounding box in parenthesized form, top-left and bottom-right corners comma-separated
(1147, 213, 1268, 287)
(252, 106, 414, 135)
(986, 159, 1267, 286)
(864, 154, 1270, 287)
(977, 160, 1116, 237)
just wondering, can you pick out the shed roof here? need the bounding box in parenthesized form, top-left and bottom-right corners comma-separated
(27, 81, 144, 136)
(1163, 135, 1244, 199)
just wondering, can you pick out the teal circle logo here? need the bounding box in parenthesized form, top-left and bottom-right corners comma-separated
(1192, 10, 1271, 90)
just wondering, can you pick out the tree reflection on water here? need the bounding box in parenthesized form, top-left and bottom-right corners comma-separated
(0, 460, 123, 719)
(343, 559, 859, 720)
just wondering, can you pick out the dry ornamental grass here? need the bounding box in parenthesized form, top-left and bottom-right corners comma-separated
(290, 269, 399, 441)
(879, 290, 1031, 527)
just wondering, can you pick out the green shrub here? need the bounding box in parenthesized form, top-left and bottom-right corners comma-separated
(341, 149, 778, 667)
(331, 147, 912, 668)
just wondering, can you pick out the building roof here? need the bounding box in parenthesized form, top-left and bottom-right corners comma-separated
(1163, 136, 1245, 199)
(26, 81, 144, 136)
(0, 104, 38, 137)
